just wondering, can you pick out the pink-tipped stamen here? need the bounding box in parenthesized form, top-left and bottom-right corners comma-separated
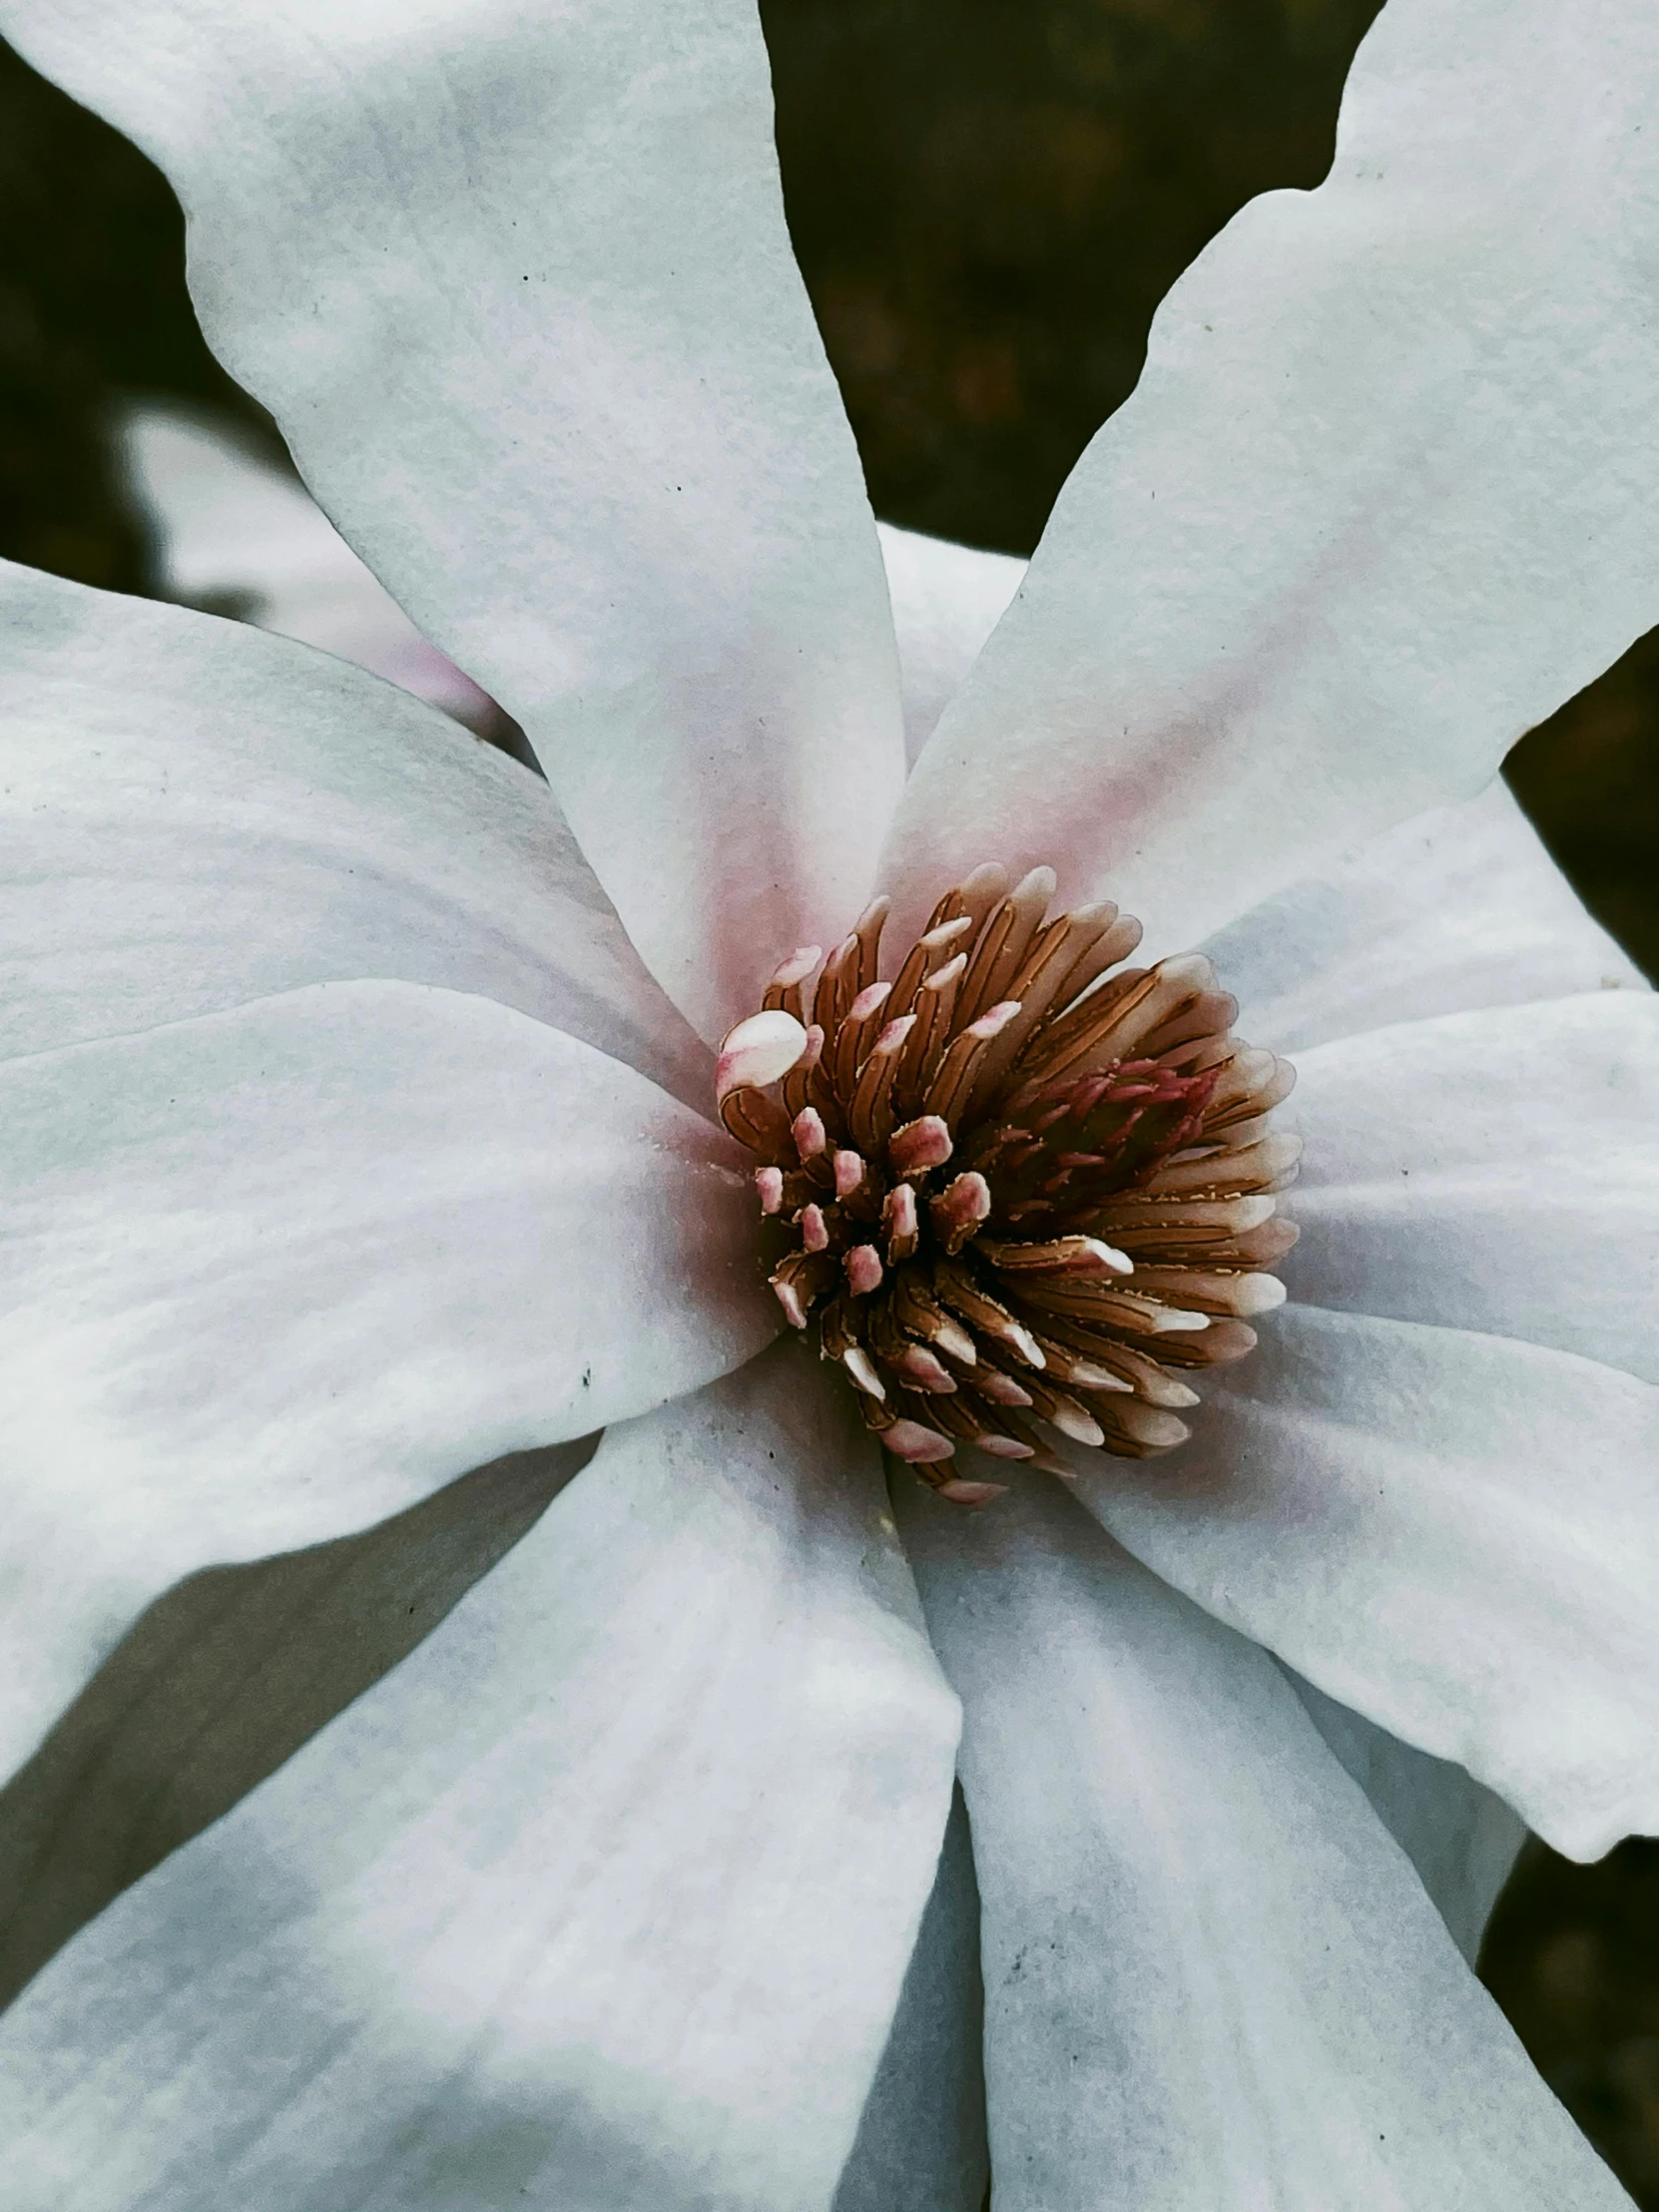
(888, 1115, 953, 1174)
(770, 945, 823, 990)
(897, 1343, 957, 1392)
(715, 1009, 810, 1101)
(719, 865, 1293, 1504)
(885, 1420, 956, 1463)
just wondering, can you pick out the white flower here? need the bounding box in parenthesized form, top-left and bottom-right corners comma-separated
(0, 0, 1655, 2206)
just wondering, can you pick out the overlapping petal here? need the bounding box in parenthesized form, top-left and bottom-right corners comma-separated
(884, 0, 1659, 953)
(1076, 1305, 1659, 1859)
(0, 560, 708, 1109)
(0, 1442, 592, 2011)
(1285, 1670, 1525, 1967)
(0, 1352, 960, 2212)
(1286, 991, 1659, 1381)
(831, 1788, 989, 2212)
(116, 400, 500, 732)
(899, 1468, 1627, 2210)
(0, 4, 1651, 2204)
(0, 0, 906, 1041)
(0, 978, 774, 1787)
(875, 524, 1024, 769)
(1204, 779, 1644, 1055)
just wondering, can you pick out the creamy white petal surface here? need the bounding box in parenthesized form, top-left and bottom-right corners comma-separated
(0, 1352, 960, 2212)
(0, 1441, 593, 2011)
(1283, 1671, 1525, 1967)
(0, 979, 775, 1788)
(831, 1788, 989, 2212)
(1286, 991, 1659, 1382)
(1076, 1305, 1659, 1859)
(1204, 778, 1644, 1055)
(885, 0, 1659, 952)
(116, 399, 498, 731)
(1198, 788, 1611, 1960)
(876, 523, 1025, 768)
(870, 536, 1642, 1054)
(0, 560, 709, 1110)
(898, 1469, 1629, 2211)
(872, 538, 1652, 1877)
(0, 0, 905, 1043)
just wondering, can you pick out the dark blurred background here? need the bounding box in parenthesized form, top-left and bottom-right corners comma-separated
(2, 2, 1657, 2195)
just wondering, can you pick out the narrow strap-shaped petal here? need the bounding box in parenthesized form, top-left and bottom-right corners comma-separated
(0, 978, 774, 1789)
(0, 0, 905, 1041)
(831, 1786, 989, 2212)
(0, 560, 708, 1110)
(883, 0, 1659, 953)
(117, 400, 500, 732)
(0, 1351, 961, 2211)
(1284, 1669, 1525, 1968)
(0, 1441, 591, 2010)
(1203, 779, 1644, 1056)
(1075, 1304, 1659, 1860)
(1285, 991, 1659, 1384)
(872, 533, 1642, 1051)
(876, 524, 1024, 769)
(898, 1469, 1629, 2211)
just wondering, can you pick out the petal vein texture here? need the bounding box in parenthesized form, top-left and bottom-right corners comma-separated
(0, 1352, 961, 2212)
(1077, 1302, 1659, 1858)
(0, 978, 776, 1789)
(0, 559, 709, 1109)
(899, 1467, 1630, 2210)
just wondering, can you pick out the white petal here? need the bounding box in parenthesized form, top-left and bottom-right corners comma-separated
(883, 0, 1659, 951)
(897, 1468, 1627, 2211)
(0, 978, 775, 1786)
(831, 1788, 989, 2212)
(0, 1350, 961, 2211)
(0, 1440, 592, 2008)
(1, 0, 906, 1042)
(876, 523, 1025, 768)
(116, 398, 497, 730)
(1204, 780, 1644, 1055)
(1283, 1670, 1525, 1966)
(0, 561, 710, 1110)
(1074, 1303, 1659, 1859)
(1286, 991, 1659, 1383)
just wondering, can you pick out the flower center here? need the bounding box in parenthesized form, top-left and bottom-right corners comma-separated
(716, 864, 1297, 1505)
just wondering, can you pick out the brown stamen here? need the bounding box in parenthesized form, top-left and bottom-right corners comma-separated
(719, 870, 1296, 1500)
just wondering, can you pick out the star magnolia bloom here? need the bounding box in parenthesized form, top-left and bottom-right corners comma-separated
(0, 0, 1657, 2206)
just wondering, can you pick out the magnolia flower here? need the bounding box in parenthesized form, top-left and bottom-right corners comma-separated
(0, 0, 1657, 2206)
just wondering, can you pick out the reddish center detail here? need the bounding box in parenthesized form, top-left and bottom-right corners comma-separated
(716, 864, 1298, 1505)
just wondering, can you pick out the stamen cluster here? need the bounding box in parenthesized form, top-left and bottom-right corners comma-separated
(716, 864, 1297, 1504)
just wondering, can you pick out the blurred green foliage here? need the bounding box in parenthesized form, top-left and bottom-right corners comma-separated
(2, 7, 1659, 2200)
